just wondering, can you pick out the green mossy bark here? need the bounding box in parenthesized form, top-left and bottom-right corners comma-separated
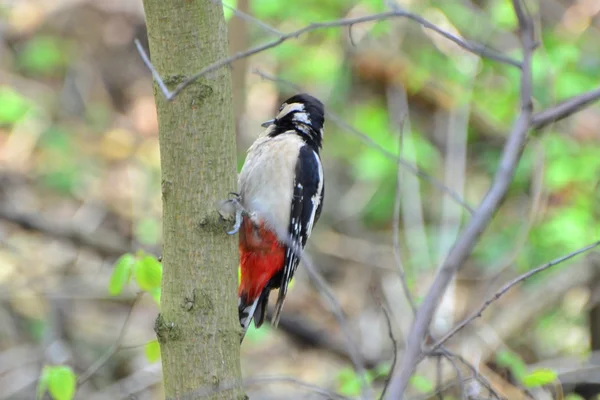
(142, 1, 243, 398)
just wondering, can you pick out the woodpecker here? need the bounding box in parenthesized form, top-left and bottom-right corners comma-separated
(235, 93, 325, 339)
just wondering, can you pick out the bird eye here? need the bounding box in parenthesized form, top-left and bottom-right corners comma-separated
(279, 104, 285, 112)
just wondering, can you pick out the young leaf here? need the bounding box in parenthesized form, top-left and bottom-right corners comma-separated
(496, 350, 528, 382)
(336, 368, 374, 396)
(337, 368, 362, 396)
(144, 340, 161, 363)
(133, 255, 163, 291)
(108, 253, 135, 296)
(47, 366, 76, 400)
(522, 368, 558, 388)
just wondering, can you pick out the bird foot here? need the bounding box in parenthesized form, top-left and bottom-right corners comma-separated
(218, 192, 246, 235)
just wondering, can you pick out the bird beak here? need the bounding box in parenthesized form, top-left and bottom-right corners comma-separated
(261, 119, 275, 128)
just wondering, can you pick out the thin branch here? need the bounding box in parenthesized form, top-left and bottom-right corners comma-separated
(437, 350, 465, 400)
(435, 355, 443, 400)
(430, 240, 600, 352)
(301, 253, 372, 400)
(375, 293, 399, 399)
(215, 0, 281, 36)
(134, 39, 172, 100)
(77, 293, 142, 385)
(136, 10, 520, 101)
(386, 84, 417, 314)
(383, 1, 536, 397)
(531, 86, 600, 129)
(252, 69, 475, 214)
(447, 351, 504, 400)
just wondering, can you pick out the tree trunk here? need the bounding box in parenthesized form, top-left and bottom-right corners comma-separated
(141, 1, 243, 399)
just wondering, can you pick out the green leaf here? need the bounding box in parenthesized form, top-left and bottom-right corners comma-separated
(337, 368, 366, 396)
(0, 87, 31, 124)
(409, 375, 434, 393)
(522, 368, 558, 388)
(108, 253, 135, 296)
(144, 340, 161, 363)
(372, 362, 392, 378)
(47, 366, 76, 400)
(495, 350, 527, 382)
(133, 255, 163, 291)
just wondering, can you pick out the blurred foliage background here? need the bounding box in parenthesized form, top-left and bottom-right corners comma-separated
(0, 0, 599, 399)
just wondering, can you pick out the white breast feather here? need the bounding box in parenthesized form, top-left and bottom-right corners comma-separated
(238, 132, 304, 238)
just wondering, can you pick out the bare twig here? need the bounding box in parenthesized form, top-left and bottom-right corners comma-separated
(77, 293, 143, 385)
(134, 39, 172, 100)
(484, 138, 544, 282)
(301, 253, 372, 400)
(435, 355, 443, 400)
(252, 69, 475, 214)
(136, 10, 520, 100)
(447, 351, 504, 400)
(430, 240, 600, 352)
(215, 0, 281, 36)
(375, 294, 399, 399)
(531, 86, 600, 129)
(383, 1, 536, 397)
(386, 84, 417, 314)
(437, 350, 465, 400)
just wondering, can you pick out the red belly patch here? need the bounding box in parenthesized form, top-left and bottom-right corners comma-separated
(238, 217, 285, 301)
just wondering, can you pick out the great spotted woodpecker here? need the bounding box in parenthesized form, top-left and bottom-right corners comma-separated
(235, 93, 325, 339)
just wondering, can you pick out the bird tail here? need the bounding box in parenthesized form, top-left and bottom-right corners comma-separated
(238, 288, 270, 342)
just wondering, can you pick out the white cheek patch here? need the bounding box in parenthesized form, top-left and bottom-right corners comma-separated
(293, 112, 311, 125)
(277, 103, 305, 119)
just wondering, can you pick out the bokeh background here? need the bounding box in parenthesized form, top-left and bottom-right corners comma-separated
(1, 0, 600, 399)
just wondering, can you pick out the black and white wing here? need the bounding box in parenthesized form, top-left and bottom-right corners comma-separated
(271, 144, 324, 326)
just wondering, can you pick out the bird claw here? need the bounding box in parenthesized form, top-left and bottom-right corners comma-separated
(227, 210, 243, 235)
(224, 192, 245, 235)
